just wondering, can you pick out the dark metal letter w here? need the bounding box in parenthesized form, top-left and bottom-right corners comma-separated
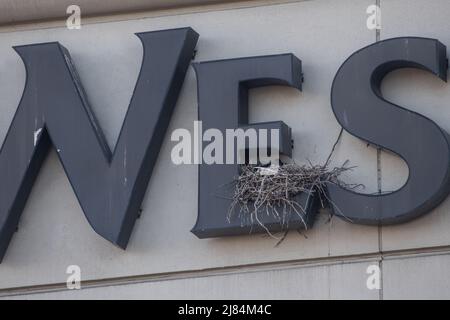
(0, 27, 198, 262)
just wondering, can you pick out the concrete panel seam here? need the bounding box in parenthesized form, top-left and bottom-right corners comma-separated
(376, 0, 383, 301)
(0, 0, 309, 32)
(3, 245, 450, 298)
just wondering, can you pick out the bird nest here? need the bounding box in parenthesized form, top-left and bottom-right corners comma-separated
(227, 161, 356, 235)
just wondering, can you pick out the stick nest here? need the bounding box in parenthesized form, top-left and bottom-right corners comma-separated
(227, 161, 357, 235)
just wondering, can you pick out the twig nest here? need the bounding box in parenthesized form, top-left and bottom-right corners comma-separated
(228, 162, 356, 235)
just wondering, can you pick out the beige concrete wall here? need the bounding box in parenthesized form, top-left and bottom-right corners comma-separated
(0, 0, 243, 25)
(0, 0, 450, 299)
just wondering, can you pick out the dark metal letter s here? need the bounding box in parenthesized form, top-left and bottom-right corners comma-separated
(328, 37, 450, 224)
(0, 28, 198, 262)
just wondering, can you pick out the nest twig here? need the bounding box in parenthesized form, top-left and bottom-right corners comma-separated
(227, 127, 363, 239)
(227, 162, 357, 236)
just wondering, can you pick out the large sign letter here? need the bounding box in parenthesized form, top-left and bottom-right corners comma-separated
(192, 54, 319, 238)
(329, 37, 450, 224)
(0, 27, 198, 262)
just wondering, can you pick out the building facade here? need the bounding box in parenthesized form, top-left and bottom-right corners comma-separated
(0, 0, 450, 299)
